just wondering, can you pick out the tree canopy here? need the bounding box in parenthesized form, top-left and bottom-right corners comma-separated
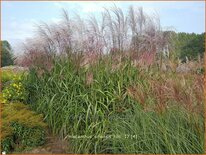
(1, 40, 14, 67)
(174, 32, 205, 61)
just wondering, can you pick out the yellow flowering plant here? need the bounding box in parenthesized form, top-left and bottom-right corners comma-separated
(2, 76, 28, 103)
(1, 69, 24, 89)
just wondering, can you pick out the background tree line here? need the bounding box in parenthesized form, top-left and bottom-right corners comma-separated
(173, 32, 205, 62)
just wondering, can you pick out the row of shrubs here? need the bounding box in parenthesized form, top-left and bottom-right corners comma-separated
(0, 69, 47, 153)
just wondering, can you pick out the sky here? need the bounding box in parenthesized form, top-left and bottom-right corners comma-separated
(2, 1, 205, 54)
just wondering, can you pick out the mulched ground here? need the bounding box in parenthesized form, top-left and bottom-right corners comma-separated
(23, 135, 71, 154)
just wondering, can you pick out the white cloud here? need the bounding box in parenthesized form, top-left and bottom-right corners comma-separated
(2, 16, 64, 55)
(5, 19, 36, 37)
(2, 19, 38, 54)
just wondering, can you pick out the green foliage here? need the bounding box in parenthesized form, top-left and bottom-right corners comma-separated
(181, 33, 205, 60)
(1, 102, 47, 153)
(1, 137, 14, 153)
(196, 67, 205, 74)
(2, 69, 16, 85)
(173, 32, 205, 61)
(2, 74, 28, 103)
(1, 40, 14, 67)
(25, 58, 204, 154)
(1, 69, 23, 85)
(11, 123, 45, 150)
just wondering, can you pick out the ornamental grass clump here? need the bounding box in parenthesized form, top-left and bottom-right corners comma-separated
(25, 57, 204, 154)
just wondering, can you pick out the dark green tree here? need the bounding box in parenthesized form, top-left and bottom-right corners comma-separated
(1, 40, 14, 67)
(173, 32, 205, 61)
(181, 33, 205, 60)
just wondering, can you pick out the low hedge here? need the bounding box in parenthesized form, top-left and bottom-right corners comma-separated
(1, 102, 47, 153)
